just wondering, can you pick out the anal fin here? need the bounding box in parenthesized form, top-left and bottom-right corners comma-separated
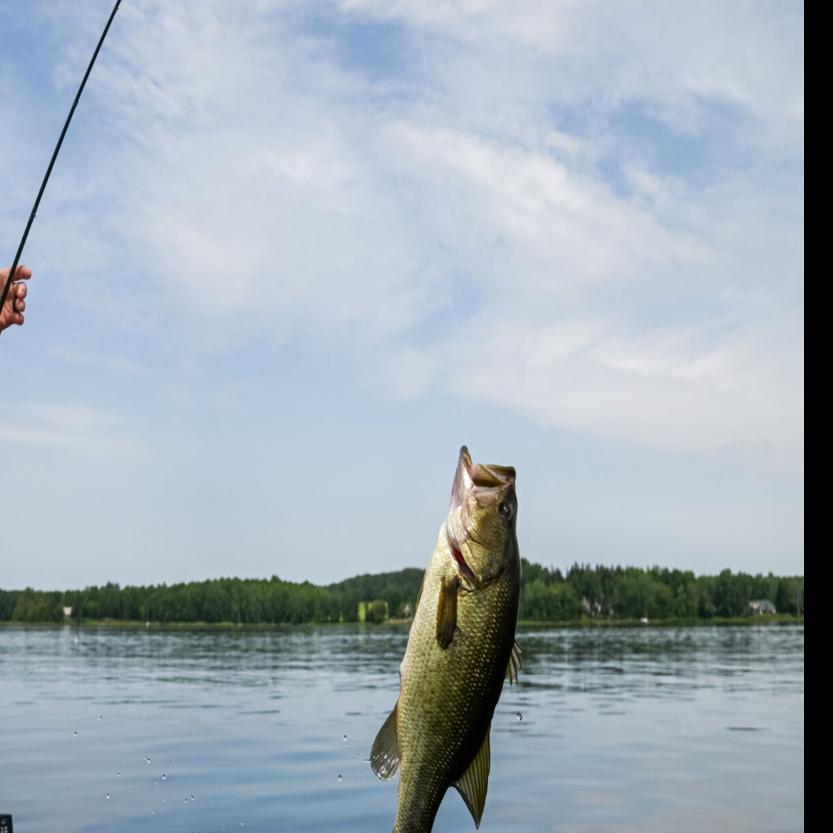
(369, 702, 400, 780)
(454, 727, 491, 828)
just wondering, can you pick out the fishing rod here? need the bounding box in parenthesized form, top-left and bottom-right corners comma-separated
(0, 0, 122, 315)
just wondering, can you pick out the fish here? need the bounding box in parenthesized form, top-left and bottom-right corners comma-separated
(370, 445, 522, 833)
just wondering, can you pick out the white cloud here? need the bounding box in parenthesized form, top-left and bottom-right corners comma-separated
(379, 121, 706, 294)
(335, 0, 803, 144)
(0, 402, 136, 455)
(2, 0, 802, 472)
(365, 116, 802, 467)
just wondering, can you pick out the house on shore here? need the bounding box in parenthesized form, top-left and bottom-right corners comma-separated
(748, 599, 777, 615)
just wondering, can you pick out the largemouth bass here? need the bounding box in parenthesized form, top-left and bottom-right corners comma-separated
(370, 446, 522, 833)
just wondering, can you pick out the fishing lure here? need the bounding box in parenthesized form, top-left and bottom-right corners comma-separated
(0, 0, 122, 313)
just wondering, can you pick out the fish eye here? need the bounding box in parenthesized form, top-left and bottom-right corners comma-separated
(498, 501, 513, 520)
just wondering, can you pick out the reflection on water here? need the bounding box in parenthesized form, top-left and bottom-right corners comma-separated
(0, 625, 803, 832)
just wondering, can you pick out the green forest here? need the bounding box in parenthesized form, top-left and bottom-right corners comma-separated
(0, 560, 803, 625)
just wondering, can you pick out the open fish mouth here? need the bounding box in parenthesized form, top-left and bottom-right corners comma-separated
(446, 446, 516, 584)
(450, 446, 516, 513)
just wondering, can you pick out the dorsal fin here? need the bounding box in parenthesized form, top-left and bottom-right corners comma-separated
(369, 702, 400, 780)
(505, 640, 522, 684)
(454, 727, 491, 828)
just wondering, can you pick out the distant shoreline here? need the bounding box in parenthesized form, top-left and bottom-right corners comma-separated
(1, 562, 804, 625)
(0, 614, 804, 629)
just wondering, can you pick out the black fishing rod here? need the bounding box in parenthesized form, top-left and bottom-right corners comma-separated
(0, 0, 122, 314)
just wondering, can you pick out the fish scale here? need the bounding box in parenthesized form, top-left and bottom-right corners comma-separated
(395, 536, 518, 831)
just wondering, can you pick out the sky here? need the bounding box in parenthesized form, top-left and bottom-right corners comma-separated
(0, 0, 803, 590)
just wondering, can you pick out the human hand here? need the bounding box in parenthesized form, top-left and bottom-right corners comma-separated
(0, 265, 31, 333)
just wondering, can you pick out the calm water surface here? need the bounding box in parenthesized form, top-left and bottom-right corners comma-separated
(0, 624, 803, 832)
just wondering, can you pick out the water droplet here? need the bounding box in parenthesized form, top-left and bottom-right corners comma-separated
(105, 793, 110, 800)
(145, 756, 152, 764)
(190, 794, 196, 801)
(72, 730, 78, 736)
(161, 773, 167, 781)
(98, 714, 103, 720)
(515, 712, 523, 721)
(337, 774, 343, 783)
(240, 824, 245, 828)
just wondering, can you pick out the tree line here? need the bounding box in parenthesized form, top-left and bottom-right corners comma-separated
(0, 561, 803, 624)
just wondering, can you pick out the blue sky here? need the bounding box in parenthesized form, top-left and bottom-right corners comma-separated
(0, 0, 803, 589)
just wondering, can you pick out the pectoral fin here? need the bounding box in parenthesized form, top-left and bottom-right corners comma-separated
(436, 575, 461, 649)
(505, 640, 522, 685)
(454, 727, 491, 828)
(369, 702, 400, 780)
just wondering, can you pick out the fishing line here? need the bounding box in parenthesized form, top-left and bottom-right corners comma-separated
(0, 0, 122, 314)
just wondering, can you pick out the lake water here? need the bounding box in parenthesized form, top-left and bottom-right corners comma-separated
(0, 624, 803, 833)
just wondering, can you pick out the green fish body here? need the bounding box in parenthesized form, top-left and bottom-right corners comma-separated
(371, 447, 521, 833)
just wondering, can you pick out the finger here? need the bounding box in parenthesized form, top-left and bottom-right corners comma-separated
(14, 298, 26, 313)
(14, 282, 27, 299)
(1, 265, 31, 281)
